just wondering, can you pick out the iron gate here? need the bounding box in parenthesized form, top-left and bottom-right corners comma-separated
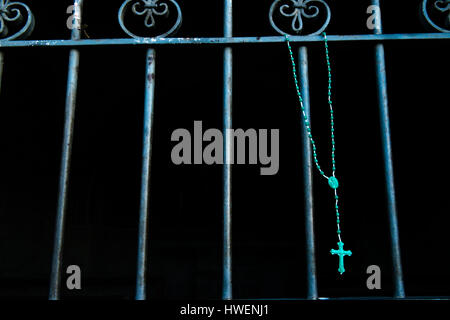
(0, 0, 449, 300)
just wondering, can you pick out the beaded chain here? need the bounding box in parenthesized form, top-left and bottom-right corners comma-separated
(285, 32, 352, 275)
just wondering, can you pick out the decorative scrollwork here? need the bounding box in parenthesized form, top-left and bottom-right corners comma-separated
(422, 0, 450, 33)
(0, 0, 34, 40)
(269, 0, 331, 36)
(118, 0, 182, 38)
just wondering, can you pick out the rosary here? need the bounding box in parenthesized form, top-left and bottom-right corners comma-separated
(285, 32, 352, 275)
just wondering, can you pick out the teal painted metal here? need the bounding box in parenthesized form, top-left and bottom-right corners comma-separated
(49, 0, 84, 300)
(118, 0, 182, 38)
(0, 0, 35, 96)
(422, 0, 450, 33)
(117, 0, 183, 300)
(0, 0, 35, 40)
(1, 33, 450, 48)
(135, 48, 156, 300)
(271, 0, 330, 300)
(371, 0, 405, 299)
(0, 0, 447, 300)
(269, 0, 331, 36)
(298, 45, 318, 300)
(222, 0, 233, 301)
(268, 0, 328, 299)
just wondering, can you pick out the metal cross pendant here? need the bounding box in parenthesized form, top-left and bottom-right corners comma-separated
(330, 241, 352, 275)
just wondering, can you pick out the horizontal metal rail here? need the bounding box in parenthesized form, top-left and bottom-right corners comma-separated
(1, 33, 449, 48)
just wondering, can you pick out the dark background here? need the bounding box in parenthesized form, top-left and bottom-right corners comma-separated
(0, 0, 449, 299)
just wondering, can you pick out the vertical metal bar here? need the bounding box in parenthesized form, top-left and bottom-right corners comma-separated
(49, 0, 84, 300)
(222, 0, 233, 300)
(135, 48, 156, 300)
(298, 46, 318, 299)
(371, 0, 405, 298)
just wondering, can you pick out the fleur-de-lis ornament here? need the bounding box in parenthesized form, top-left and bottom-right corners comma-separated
(132, 0, 169, 28)
(280, 0, 320, 33)
(0, 0, 34, 40)
(118, 0, 182, 38)
(422, 0, 450, 32)
(435, 0, 450, 12)
(269, 0, 331, 36)
(434, 0, 450, 27)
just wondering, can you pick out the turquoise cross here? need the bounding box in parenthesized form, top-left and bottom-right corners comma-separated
(330, 241, 352, 275)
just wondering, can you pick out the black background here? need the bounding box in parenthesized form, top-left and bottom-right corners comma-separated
(0, 0, 449, 299)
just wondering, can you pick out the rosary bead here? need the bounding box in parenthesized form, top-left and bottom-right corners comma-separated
(287, 33, 349, 256)
(328, 176, 339, 189)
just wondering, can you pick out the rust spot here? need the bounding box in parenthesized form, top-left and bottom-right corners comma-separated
(147, 73, 155, 81)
